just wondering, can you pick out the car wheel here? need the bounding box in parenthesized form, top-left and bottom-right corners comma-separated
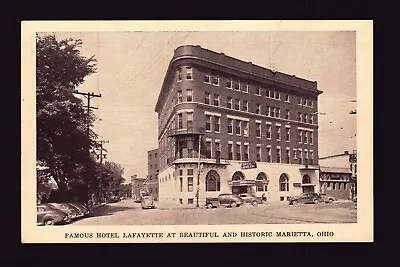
(251, 201, 258, 207)
(329, 198, 334, 204)
(44, 219, 55, 226)
(291, 200, 298, 205)
(207, 203, 213, 209)
(313, 198, 319, 204)
(231, 202, 237, 208)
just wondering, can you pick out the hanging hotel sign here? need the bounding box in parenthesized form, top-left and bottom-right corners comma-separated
(241, 161, 257, 170)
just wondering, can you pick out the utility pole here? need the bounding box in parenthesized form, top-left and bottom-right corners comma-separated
(196, 135, 202, 208)
(73, 90, 102, 204)
(97, 140, 109, 203)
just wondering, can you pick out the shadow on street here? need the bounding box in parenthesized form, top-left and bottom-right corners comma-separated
(87, 204, 135, 218)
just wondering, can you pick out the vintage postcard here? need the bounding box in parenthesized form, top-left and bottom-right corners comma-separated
(21, 20, 373, 243)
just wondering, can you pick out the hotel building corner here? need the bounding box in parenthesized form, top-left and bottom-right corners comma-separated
(154, 45, 323, 207)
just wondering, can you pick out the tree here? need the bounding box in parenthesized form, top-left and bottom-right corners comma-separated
(95, 161, 125, 200)
(36, 34, 97, 202)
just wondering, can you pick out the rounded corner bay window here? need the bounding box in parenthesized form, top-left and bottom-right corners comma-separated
(279, 173, 289, 191)
(206, 170, 220, 191)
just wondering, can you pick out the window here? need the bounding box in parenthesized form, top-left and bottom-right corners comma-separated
(215, 141, 221, 158)
(177, 90, 182, 103)
(266, 124, 271, 139)
(205, 92, 210, 104)
(271, 107, 275, 117)
(304, 131, 308, 144)
(243, 121, 249, 137)
(309, 100, 313, 107)
(236, 143, 241, 160)
(303, 98, 307, 106)
(285, 94, 290, 102)
(298, 130, 302, 143)
(204, 74, 210, 83)
(256, 173, 268, 191)
(267, 147, 271, 162)
(286, 148, 290, 163)
(242, 100, 248, 111)
(187, 112, 193, 129)
(226, 79, 232, 89)
(234, 81, 240, 90)
(149, 154, 152, 160)
(205, 141, 211, 158)
(256, 123, 261, 137)
(236, 120, 241, 135)
(275, 91, 280, 100)
(186, 89, 192, 102)
(206, 115, 211, 131)
(243, 83, 249, 93)
(255, 87, 260, 95)
(227, 97, 232, 109)
(179, 198, 183, 204)
(234, 99, 240, 110)
(187, 169, 193, 176)
(303, 114, 307, 123)
(178, 113, 183, 129)
(309, 114, 313, 124)
(214, 116, 220, 132)
(188, 198, 194, 204)
(228, 119, 233, 134)
(298, 112, 302, 122)
(285, 110, 290, 120)
(243, 144, 249, 161)
(276, 126, 281, 141)
(178, 68, 182, 81)
(266, 89, 270, 98)
(309, 151, 314, 165)
(266, 106, 270, 116)
(286, 127, 290, 142)
(256, 146, 261, 162)
(188, 148, 193, 158)
(228, 143, 233, 160)
(256, 104, 261, 114)
(186, 66, 192, 80)
(206, 170, 220, 191)
(214, 94, 220, 106)
(309, 132, 313, 144)
(298, 150, 303, 164)
(213, 75, 219, 85)
(298, 97, 302, 105)
(293, 149, 297, 159)
(279, 173, 289, 191)
(179, 177, 183, 192)
(276, 108, 280, 118)
(188, 177, 193, 192)
(154, 153, 157, 158)
(304, 151, 309, 165)
(276, 147, 281, 163)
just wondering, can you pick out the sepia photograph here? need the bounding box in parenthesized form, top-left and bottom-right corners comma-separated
(22, 21, 373, 242)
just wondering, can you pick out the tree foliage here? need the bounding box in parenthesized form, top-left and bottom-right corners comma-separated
(96, 161, 125, 199)
(36, 34, 97, 200)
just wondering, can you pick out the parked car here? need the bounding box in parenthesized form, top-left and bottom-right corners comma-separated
(238, 193, 263, 206)
(107, 196, 120, 203)
(206, 194, 244, 208)
(70, 202, 90, 217)
(319, 193, 336, 203)
(48, 203, 83, 219)
(288, 192, 323, 205)
(141, 196, 156, 209)
(37, 204, 71, 226)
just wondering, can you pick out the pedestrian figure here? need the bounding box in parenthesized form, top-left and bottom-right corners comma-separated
(262, 193, 267, 202)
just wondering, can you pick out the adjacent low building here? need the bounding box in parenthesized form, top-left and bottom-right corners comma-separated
(131, 175, 147, 201)
(154, 45, 322, 207)
(319, 150, 357, 200)
(145, 148, 159, 200)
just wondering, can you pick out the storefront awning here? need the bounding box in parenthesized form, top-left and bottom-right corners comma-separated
(320, 167, 351, 174)
(301, 183, 316, 187)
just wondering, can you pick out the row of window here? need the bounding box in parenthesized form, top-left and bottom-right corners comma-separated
(323, 182, 349, 190)
(148, 164, 158, 170)
(176, 67, 314, 106)
(148, 152, 158, 160)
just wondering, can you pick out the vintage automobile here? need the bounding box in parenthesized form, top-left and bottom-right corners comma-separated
(70, 202, 90, 217)
(238, 193, 263, 206)
(288, 192, 323, 205)
(141, 196, 156, 209)
(318, 193, 336, 203)
(37, 204, 71, 226)
(48, 203, 83, 219)
(206, 194, 244, 208)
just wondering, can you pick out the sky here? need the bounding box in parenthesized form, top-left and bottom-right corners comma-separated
(48, 30, 357, 180)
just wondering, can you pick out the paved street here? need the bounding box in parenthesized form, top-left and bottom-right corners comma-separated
(67, 199, 357, 225)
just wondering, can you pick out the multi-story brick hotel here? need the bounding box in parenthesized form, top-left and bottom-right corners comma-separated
(154, 45, 322, 207)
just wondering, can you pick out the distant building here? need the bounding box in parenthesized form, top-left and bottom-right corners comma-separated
(319, 150, 357, 200)
(145, 148, 159, 200)
(154, 45, 322, 207)
(131, 175, 147, 200)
